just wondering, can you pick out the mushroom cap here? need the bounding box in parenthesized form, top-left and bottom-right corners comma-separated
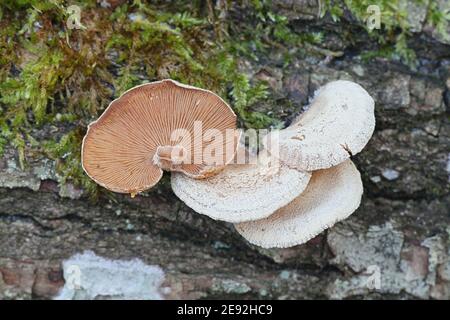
(82, 79, 238, 194)
(235, 160, 363, 248)
(264, 80, 375, 171)
(171, 150, 311, 223)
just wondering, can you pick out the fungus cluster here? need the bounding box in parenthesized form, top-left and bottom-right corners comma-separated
(82, 79, 375, 248)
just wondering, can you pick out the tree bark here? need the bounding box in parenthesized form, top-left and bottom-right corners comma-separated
(1, 1, 450, 299)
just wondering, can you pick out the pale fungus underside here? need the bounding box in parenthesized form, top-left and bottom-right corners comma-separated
(235, 160, 363, 248)
(263, 80, 375, 171)
(171, 150, 312, 223)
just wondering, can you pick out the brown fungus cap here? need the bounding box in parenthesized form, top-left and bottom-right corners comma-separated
(235, 160, 363, 248)
(82, 79, 238, 194)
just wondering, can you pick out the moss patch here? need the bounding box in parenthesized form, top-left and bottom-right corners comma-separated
(0, 0, 447, 197)
(0, 0, 283, 196)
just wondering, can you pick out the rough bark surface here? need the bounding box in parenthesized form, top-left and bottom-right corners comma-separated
(1, 1, 450, 299)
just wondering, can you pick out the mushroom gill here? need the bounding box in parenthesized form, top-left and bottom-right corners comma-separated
(82, 79, 238, 195)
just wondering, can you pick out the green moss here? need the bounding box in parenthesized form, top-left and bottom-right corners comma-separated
(322, 0, 449, 68)
(42, 129, 99, 198)
(1, 0, 447, 197)
(0, 0, 280, 196)
(427, 1, 450, 42)
(321, 0, 415, 66)
(225, 0, 325, 61)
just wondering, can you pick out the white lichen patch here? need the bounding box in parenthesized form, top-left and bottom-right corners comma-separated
(55, 251, 165, 300)
(0, 153, 81, 198)
(0, 159, 43, 191)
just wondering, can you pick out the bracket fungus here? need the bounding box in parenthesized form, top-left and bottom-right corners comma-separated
(82, 79, 375, 249)
(263, 80, 375, 171)
(235, 160, 363, 248)
(82, 79, 238, 195)
(171, 149, 311, 223)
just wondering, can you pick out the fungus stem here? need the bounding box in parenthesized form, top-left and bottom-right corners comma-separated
(153, 145, 188, 171)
